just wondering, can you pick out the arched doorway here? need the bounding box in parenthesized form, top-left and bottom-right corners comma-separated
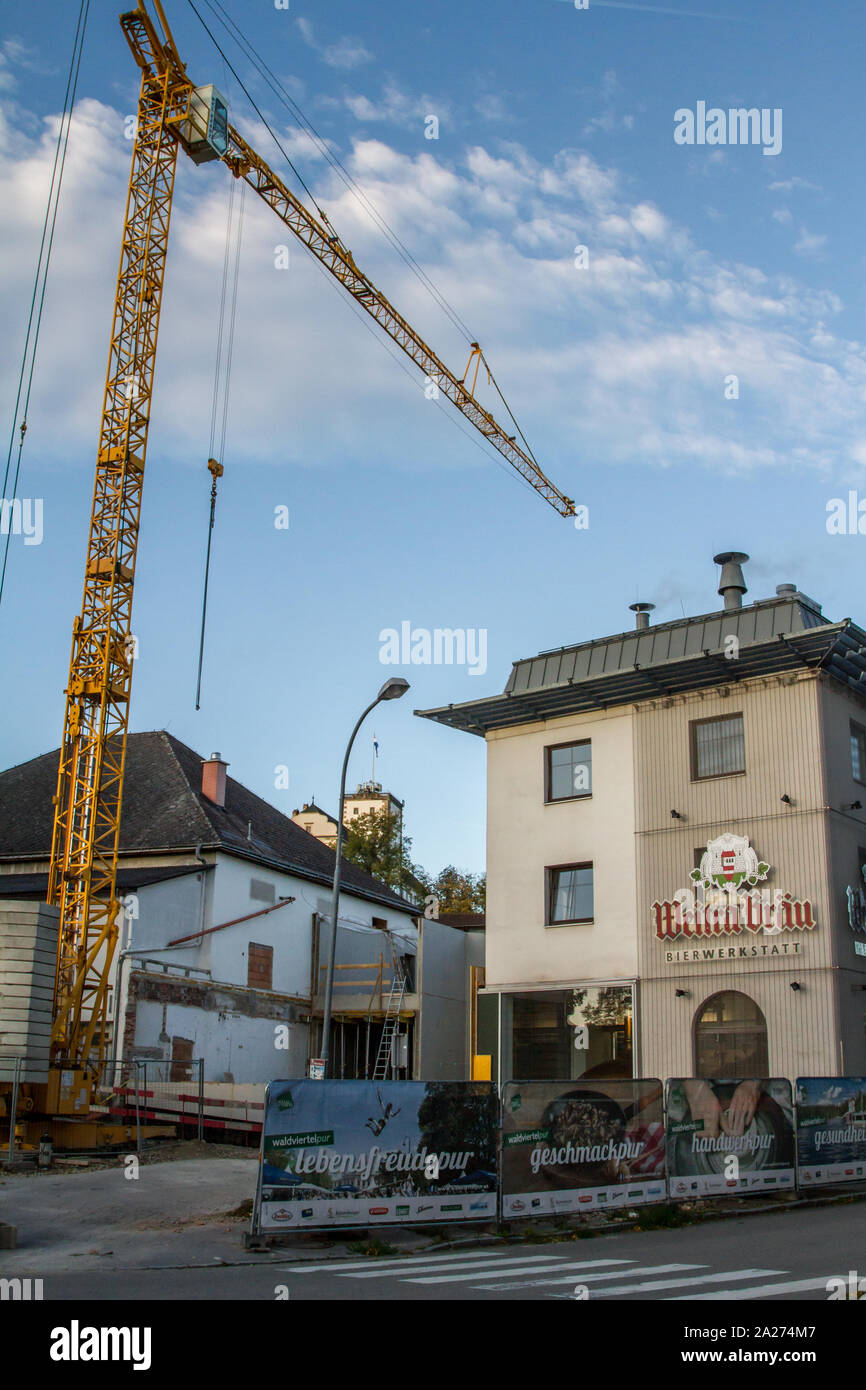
(693, 990, 768, 1076)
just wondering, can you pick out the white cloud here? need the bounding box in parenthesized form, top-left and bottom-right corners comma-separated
(794, 228, 827, 256)
(768, 176, 820, 193)
(296, 18, 372, 70)
(1, 92, 865, 498)
(474, 94, 513, 124)
(342, 83, 449, 132)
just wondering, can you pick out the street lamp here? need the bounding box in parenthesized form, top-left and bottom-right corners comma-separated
(319, 676, 409, 1077)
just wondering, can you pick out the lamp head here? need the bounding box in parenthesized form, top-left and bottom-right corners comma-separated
(378, 676, 410, 701)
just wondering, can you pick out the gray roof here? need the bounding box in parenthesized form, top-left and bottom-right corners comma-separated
(0, 864, 206, 899)
(416, 593, 866, 736)
(0, 731, 416, 916)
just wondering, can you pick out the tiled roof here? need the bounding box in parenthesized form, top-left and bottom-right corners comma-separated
(0, 731, 416, 915)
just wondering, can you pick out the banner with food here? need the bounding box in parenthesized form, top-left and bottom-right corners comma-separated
(500, 1079, 666, 1216)
(666, 1077, 795, 1197)
(796, 1077, 866, 1188)
(254, 1079, 498, 1231)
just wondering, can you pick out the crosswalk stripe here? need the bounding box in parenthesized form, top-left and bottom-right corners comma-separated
(281, 1249, 511, 1274)
(671, 1276, 833, 1301)
(474, 1262, 705, 1292)
(569, 1268, 785, 1299)
(344, 1254, 587, 1280)
(407, 1259, 635, 1286)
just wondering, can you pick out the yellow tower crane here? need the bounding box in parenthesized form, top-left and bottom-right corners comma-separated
(35, 1, 574, 1124)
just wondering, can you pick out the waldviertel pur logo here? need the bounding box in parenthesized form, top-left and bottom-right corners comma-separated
(690, 833, 770, 892)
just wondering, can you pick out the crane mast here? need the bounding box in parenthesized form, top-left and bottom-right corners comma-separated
(46, 7, 191, 1084)
(45, 2, 574, 1090)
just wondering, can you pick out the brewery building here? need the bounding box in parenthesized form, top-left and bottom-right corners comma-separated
(418, 553, 866, 1083)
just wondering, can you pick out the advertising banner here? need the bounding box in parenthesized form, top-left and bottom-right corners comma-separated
(500, 1079, 666, 1217)
(796, 1077, 866, 1188)
(666, 1078, 795, 1197)
(255, 1079, 498, 1231)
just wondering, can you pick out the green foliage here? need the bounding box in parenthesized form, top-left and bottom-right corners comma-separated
(341, 809, 418, 893)
(346, 1237, 398, 1257)
(340, 811, 486, 912)
(633, 1203, 691, 1230)
(428, 864, 486, 914)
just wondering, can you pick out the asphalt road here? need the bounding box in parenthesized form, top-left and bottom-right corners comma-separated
(29, 1202, 866, 1301)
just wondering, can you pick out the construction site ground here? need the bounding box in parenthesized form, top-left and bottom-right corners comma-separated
(0, 1142, 439, 1277)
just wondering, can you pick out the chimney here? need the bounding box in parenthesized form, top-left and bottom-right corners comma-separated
(201, 752, 228, 808)
(629, 601, 655, 631)
(714, 550, 749, 612)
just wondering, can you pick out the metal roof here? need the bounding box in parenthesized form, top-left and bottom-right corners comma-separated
(416, 596, 866, 737)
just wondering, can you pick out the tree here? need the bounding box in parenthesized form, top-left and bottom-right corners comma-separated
(430, 865, 486, 914)
(341, 811, 485, 911)
(341, 808, 424, 895)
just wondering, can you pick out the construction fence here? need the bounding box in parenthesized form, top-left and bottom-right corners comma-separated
(251, 1074, 866, 1233)
(0, 1056, 206, 1161)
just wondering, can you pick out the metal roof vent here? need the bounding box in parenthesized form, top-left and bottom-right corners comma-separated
(714, 550, 749, 612)
(629, 601, 656, 631)
(776, 584, 797, 597)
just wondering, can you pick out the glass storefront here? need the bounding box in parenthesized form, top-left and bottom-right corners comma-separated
(502, 984, 634, 1080)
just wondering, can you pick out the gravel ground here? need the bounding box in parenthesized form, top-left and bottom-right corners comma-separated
(0, 1149, 261, 1274)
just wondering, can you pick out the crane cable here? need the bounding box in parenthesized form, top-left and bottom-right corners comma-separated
(200, 0, 476, 348)
(194, 178, 245, 709)
(0, 0, 90, 611)
(185, 0, 546, 493)
(186, 0, 321, 215)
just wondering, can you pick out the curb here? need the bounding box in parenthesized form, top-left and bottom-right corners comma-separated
(240, 1186, 866, 1264)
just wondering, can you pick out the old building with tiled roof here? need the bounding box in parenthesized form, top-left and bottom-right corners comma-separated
(0, 733, 477, 1084)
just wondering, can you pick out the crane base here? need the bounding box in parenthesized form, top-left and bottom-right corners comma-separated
(13, 1118, 176, 1151)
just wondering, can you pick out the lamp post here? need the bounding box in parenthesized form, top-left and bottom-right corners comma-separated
(319, 676, 409, 1077)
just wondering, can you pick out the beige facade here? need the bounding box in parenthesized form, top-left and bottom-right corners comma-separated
(486, 704, 637, 989)
(290, 805, 339, 846)
(635, 670, 863, 1082)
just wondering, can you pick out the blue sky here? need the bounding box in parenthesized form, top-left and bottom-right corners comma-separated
(1, 0, 865, 879)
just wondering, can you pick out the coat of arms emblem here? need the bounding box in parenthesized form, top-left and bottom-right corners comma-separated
(690, 833, 770, 891)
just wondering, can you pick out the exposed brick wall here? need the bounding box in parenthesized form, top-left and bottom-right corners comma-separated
(127, 970, 308, 1025)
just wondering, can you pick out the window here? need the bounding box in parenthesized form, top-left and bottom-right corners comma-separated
(694, 990, 768, 1077)
(546, 740, 592, 802)
(851, 722, 866, 783)
(690, 713, 745, 779)
(508, 986, 633, 1080)
(547, 863, 593, 924)
(247, 942, 273, 990)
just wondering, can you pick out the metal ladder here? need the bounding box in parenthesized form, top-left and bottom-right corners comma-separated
(372, 936, 407, 1080)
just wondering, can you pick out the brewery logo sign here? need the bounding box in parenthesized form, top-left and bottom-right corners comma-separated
(652, 833, 817, 952)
